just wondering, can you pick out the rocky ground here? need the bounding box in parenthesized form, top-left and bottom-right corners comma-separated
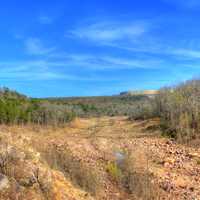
(0, 117, 200, 199)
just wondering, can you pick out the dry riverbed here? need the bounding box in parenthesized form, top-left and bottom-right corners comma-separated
(0, 117, 200, 199)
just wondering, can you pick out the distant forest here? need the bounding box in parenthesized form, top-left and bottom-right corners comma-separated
(1, 78, 200, 143)
(0, 87, 151, 125)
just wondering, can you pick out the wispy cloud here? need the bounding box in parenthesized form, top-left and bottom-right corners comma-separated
(169, 49, 200, 59)
(67, 21, 149, 43)
(0, 61, 59, 80)
(100, 38, 200, 60)
(0, 49, 164, 82)
(0, 59, 121, 81)
(67, 18, 200, 62)
(65, 54, 162, 70)
(38, 15, 53, 24)
(25, 38, 55, 55)
(0, 60, 67, 80)
(163, 0, 200, 9)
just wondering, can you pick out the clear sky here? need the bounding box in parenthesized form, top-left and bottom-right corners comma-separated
(1, 0, 200, 97)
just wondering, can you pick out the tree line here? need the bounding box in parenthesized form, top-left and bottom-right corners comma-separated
(0, 88, 75, 125)
(156, 79, 200, 142)
(129, 78, 200, 142)
(44, 95, 149, 117)
(0, 87, 150, 125)
(0, 87, 154, 125)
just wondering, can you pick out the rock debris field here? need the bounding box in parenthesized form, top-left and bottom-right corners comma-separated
(0, 117, 200, 200)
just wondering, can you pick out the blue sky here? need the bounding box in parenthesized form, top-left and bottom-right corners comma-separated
(1, 0, 200, 97)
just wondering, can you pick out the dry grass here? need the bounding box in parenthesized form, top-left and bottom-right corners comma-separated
(116, 148, 163, 200)
(41, 144, 101, 196)
(0, 141, 55, 199)
(106, 161, 122, 182)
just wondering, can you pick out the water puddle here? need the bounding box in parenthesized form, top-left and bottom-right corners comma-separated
(114, 151, 126, 165)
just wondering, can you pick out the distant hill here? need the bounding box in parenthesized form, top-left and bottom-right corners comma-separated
(119, 90, 158, 98)
(0, 87, 27, 100)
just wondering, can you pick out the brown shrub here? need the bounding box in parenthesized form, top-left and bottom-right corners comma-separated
(41, 144, 101, 196)
(117, 149, 163, 200)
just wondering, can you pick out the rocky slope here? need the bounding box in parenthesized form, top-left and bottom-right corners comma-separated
(119, 90, 158, 97)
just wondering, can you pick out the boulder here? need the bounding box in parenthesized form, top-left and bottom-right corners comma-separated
(0, 174, 9, 191)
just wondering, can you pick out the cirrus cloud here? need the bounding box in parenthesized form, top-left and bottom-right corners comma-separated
(163, 0, 200, 9)
(67, 21, 149, 43)
(25, 38, 56, 55)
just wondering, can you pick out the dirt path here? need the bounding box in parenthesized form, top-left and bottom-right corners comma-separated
(2, 117, 200, 199)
